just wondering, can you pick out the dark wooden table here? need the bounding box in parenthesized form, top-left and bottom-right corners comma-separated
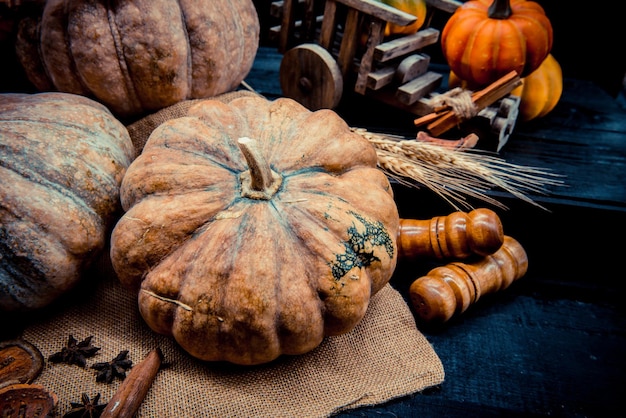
(246, 45, 626, 417)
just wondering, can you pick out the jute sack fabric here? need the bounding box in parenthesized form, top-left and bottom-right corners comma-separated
(22, 91, 445, 417)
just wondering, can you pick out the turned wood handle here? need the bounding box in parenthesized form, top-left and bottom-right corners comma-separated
(397, 208, 504, 260)
(409, 236, 528, 323)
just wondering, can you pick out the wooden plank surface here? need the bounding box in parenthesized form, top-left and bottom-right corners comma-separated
(341, 186, 626, 418)
(244, 47, 626, 212)
(243, 47, 626, 416)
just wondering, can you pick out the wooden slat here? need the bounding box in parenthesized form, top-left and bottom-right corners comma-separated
(302, 0, 317, 42)
(367, 67, 396, 90)
(365, 55, 433, 91)
(319, 0, 338, 50)
(355, 18, 385, 94)
(278, 0, 296, 53)
(334, 0, 417, 26)
(395, 71, 442, 105)
(270, 0, 325, 44)
(374, 28, 440, 63)
(337, 8, 361, 78)
(424, 0, 463, 13)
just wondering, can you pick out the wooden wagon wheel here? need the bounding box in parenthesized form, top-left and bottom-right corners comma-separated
(279, 44, 343, 111)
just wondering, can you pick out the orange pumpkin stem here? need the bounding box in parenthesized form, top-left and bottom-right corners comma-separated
(488, 0, 513, 19)
(237, 137, 283, 200)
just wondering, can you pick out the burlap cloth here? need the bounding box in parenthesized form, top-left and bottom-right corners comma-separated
(20, 90, 444, 417)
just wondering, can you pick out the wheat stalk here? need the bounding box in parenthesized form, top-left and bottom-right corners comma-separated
(353, 128, 564, 211)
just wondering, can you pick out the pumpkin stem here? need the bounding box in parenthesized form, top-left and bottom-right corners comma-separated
(237, 137, 282, 200)
(487, 0, 512, 19)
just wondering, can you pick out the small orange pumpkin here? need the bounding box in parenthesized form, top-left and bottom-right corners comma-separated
(441, 0, 553, 86)
(511, 54, 562, 121)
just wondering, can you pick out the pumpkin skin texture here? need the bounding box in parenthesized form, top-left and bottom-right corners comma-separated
(0, 92, 135, 312)
(15, 0, 260, 119)
(441, 0, 553, 86)
(511, 53, 562, 121)
(109, 96, 399, 365)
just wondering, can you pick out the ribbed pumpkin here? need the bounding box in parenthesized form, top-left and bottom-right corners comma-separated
(511, 53, 562, 121)
(14, 0, 260, 119)
(0, 92, 135, 312)
(380, 0, 427, 36)
(441, 0, 553, 86)
(109, 96, 399, 365)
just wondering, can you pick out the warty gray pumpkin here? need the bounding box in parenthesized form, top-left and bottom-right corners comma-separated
(0, 92, 135, 312)
(15, 0, 260, 119)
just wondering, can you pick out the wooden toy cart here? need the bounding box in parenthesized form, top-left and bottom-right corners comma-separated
(269, 0, 521, 150)
(269, 0, 462, 114)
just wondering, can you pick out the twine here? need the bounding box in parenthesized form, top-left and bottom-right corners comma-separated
(430, 87, 477, 120)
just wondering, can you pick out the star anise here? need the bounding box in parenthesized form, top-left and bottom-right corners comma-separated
(63, 392, 107, 418)
(49, 335, 101, 367)
(91, 350, 133, 383)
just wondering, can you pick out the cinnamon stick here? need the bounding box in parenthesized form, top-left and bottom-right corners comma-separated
(101, 348, 163, 418)
(414, 71, 521, 136)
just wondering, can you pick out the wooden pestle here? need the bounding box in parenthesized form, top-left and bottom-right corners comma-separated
(397, 208, 504, 260)
(409, 235, 528, 324)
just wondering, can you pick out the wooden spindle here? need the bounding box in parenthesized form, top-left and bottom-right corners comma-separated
(409, 235, 528, 323)
(397, 208, 504, 260)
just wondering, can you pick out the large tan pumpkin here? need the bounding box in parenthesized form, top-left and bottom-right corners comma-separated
(110, 96, 399, 365)
(0, 92, 135, 312)
(15, 0, 260, 119)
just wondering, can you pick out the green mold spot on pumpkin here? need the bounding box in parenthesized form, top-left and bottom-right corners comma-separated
(330, 211, 394, 281)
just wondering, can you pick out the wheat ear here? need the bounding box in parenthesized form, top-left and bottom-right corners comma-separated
(353, 128, 564, 211)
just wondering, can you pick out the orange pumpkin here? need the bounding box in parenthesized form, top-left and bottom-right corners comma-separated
(511, 54, 562, 121)
(441, 0, 553, 86)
